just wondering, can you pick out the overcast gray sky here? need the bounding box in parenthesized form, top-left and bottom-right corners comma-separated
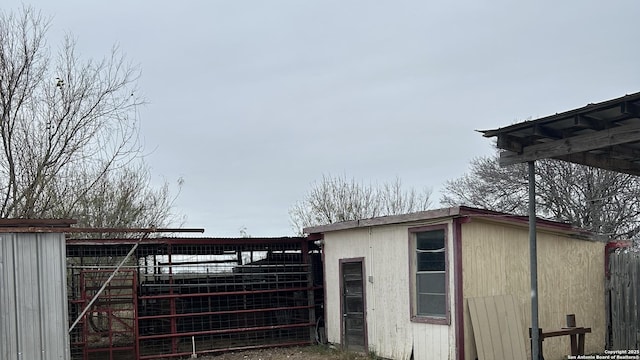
(7, 1, 640, 236)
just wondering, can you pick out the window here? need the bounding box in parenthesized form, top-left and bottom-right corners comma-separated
(410, 226, 448, 323)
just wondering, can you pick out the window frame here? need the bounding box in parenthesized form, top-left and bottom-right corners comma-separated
(408, 224, 450, 325)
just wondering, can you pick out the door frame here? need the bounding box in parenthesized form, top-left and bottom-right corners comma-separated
(339, 257, 368, 352)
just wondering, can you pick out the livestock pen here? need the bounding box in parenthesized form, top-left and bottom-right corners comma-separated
(66, 236, 323, 360)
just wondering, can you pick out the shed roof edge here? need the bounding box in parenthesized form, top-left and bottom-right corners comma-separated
(303, 206, 595, 239)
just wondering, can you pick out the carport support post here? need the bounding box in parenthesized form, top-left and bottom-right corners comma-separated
(529, 161, 540, 360)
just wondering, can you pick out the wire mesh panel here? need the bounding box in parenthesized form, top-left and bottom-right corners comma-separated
(68, 268, 137, 360)
(67, 238, 321, 360)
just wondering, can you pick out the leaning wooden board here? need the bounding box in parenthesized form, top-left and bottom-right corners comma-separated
(467, 295, 527, 360)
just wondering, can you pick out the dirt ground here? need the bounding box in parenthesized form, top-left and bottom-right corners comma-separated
(195, 345, 373, 360)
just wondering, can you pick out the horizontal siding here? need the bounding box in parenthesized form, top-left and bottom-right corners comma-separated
(461, 220, 605, 360)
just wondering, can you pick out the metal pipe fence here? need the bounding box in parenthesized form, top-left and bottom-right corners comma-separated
(66, 237, 323, 360)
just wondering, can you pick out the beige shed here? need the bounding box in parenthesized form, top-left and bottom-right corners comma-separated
(305, 206, 606, 360)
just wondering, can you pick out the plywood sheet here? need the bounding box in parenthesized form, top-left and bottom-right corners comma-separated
(468, 295, 527, 360)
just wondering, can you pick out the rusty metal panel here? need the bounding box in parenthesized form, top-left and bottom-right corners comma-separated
(0, 232, 70, 360)
(66, 238, 320, 359)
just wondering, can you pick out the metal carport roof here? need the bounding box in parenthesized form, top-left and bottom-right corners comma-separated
(481, 91, 640, 173)
(480, 91, 640, 360)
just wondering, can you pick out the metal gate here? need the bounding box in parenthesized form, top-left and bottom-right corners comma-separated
(66, 237, 323, 360)
(70, 269, 138, 360)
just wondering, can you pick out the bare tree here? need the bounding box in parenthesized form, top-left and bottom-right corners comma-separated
(441, 155, 529, 215)
(441, 152, 640, 240)
(0, 7, 179, 228)
(50, 164, 184, 235)
(290, 174, 432, 234)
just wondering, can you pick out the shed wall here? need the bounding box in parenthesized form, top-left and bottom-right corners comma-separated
(0, 233, 70, 360)
(461, 220, 605, 360)
(324, 220, 456, 360)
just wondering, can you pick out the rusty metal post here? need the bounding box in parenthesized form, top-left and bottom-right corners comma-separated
(168, 243, 178, 354)
(133, 270, 140, 360)
(301, 240, 316, 343)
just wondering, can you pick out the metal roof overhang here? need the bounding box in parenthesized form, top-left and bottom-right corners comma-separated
(479, 91, 640, 360)
(480, 91, 640, 173)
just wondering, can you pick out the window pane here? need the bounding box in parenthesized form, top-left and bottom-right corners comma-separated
(417, 294, 446, 317)
(345, 296, 364, 313)
(344, 317, 364, 332)
(413, 229, 447, 319)
(417, 272, 445, 294)
(344, 279, 363, 295)
(346, 333, 365, 348)
(417, 251, 445, 271)
(416, 230, 445, 250)
(343, 263, 362, 278)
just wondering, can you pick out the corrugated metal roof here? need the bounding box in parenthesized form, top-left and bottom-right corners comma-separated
(66, 236, 308, 245)
(0, 219, 76, 227)
(0, 226, 204, 233)
(303, 206, 592, 237)
(480, 92, 640, 175)
(65, 236, 315, 257)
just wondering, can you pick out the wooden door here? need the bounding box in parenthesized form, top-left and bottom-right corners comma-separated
(340, 259, 366, 352)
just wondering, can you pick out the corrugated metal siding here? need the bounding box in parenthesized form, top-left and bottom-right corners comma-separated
(461, 220, 605, 360)
(324, 221, 455, 360)
(1, 233, 70, 360)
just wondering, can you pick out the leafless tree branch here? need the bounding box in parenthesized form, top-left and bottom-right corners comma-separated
(290, 174, 432, 235)
(441, 152, 640, 240)
(0, 7, 181, 231)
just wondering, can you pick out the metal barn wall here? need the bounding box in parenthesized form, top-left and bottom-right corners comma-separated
(323, 219, 457, 360)
(0, 232, 70, 360)
(461, 220, 605, 360)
